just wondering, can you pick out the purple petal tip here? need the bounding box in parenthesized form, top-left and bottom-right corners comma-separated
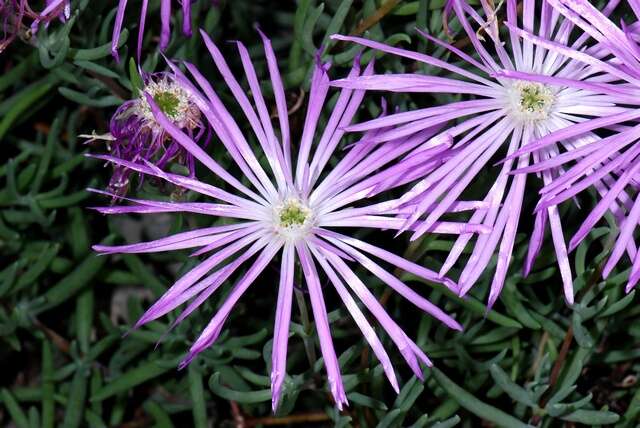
(451, 320, 464, 331)
(625, 281, 637, 293)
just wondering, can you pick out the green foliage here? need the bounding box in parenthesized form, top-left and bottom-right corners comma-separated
(1, 0, 639, 426)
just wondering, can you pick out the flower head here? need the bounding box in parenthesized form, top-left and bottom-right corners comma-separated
(89, 31, 487, 409)
(97, 71, 206, 196)
(330, 0, 626, 306)
(492, 0, 640, 292)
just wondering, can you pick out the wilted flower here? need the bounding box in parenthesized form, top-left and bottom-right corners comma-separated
(89, 31, 491, 409)
(1, 0, 70, 52)
(0, 0, 24, 51)
(494, 0, 640, 292)
(330, 0, 626, 306)
(111, 0, 214, 61)
(97, 71, 206, 196)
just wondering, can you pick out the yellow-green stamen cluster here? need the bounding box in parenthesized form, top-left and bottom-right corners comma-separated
(134, 77, 200, 128)
(153, 91, 182, 120)
(508, 81, 555, 121)
(279, 199, 310, 227)
(519, 85, 549, 112)
(274, 198, 313, 239)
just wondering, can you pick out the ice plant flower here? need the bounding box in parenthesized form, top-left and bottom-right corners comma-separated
(89, 30, 491, 409)
(330, 0, 626, 306)
(96, 71, 206, 196)
(1, 0, 70, 52)
(493, 0, 640, 292)
(111, 0, 215, 61)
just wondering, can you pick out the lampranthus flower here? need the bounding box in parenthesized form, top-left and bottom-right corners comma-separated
(493, 0, 640, 292)
(111, 0, 215, 61)
(330, 0, 627, 306)
(89, 30, 492, 410)
(98, 71, 206, 196)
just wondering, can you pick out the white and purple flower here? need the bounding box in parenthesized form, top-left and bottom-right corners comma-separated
(494, 0, 640, 292)
(90, 31, 490, 409)
(331, 0, 626, 306)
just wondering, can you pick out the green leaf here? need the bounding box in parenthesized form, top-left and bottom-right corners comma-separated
(58, 87, 122, 107)
(548, 347, 590, 406)
(76, 289, 94, 354)
(36, 241, 112, 313)
(597, 290, 635, 318)
(546, 393, 593, 417)
(0, 53, 36, 92)
(428, 398, 460, 422)
(84, 411, 107, 428)
(33, 114, 62, 193)
(41, 341, 55, 428)
(12, 243, 60, 294)
(62, 365, 89, 428)
(429, 415, 461, 428)
(301, 3, 325, 56)
(143, 400, 174, 428)
(559, 409, 619, 424)
(188, 365, 208, 428)
(73, 60, 120, 79)
(347, 392, 387, 411)
(571, 313, 594, 348)
(289, 0, 311, 71)
(0, 78, 56, 140)
(69, 29, 129, 61)
(322, 0, 353, 49)
(431, 368, 532, 428)
(377, 409, 404, 428)
(91, 360, 174, 401)
(129, 58, 144, 97)
(489, 364, 535, 407)
(394, 376, 424, 412)
(208, 373, 271, 403)
(1, 388, 30, 428)
(224, 328, 269, 348)
(471, 327, 519, 345)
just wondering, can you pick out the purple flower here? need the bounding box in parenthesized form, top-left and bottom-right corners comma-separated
(112, 0, 214, 61)
(89, 31, 489, 409)
(489, 0, 640, 292)
(1, 0, 69, 52)
(330, 0, 626, 306)
(95, 71, 207, 197)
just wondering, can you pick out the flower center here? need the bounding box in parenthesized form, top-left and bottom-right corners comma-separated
(274, 198, 314, 239)
(134, 77, 199, 127)
(153, 91, 181, 120)
(279, 201, 309, 227)
(508, 81, 554, 121)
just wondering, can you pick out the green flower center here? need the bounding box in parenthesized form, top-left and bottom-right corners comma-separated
(519, 84, 550, 113)
(279, 200, 310, 227)
(509, 81, 554, 121)
(153, 91, 181, 120)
